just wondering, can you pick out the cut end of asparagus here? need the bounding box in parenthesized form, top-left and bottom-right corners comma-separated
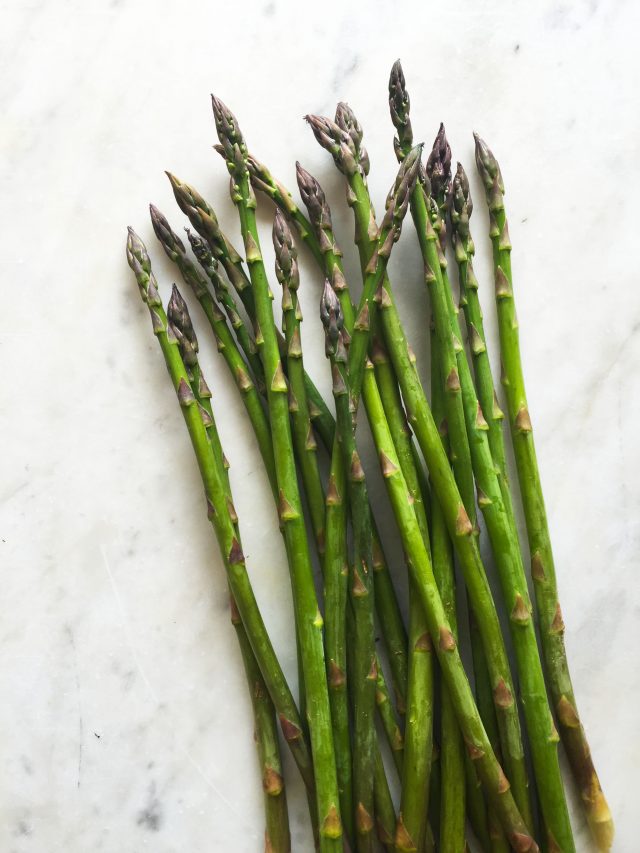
(426, 122, 452, 202)
(473, 132, 505, 194)
(388, 58, 413, 152)
(272, 209, 299, 290)
(319, 278, 343, 357)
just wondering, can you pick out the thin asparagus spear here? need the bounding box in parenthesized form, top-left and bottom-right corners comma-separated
(184, 225, 265, 391)
(148, 205, 277, 495)
(125, 229, 315, 819)
(371, 336, 435, 853)
(211, 96, 342, 850)
(429, 329, 467, 853)
(306, 108, 533, 845)
(167, 285, 290, 852)
(273, 210, 325, 554)
(474, 133, 613, 851)
(294, 160, 409, 711)
(166, 172, 336, 450)
(426, 119, 574, 852)
(384, 70, 532, 826)
(321, 281, 377, 852)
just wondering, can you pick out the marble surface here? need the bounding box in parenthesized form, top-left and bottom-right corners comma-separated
(2, 0, 639, 850)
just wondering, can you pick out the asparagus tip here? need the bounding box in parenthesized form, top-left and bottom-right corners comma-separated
(319, 278, 343, 357)
(426, 122, 452, 200)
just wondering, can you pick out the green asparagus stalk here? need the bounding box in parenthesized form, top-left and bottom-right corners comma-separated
(183, 224, 265, 391)
(426, 118, 574, 851)
(474, 133, 613, 851)
(166, 171, 336, 451)
(294, 160, 409, 712)
(371, 335, 435, 853)
(384, 68, 532, 828)
(125, 229, 315, 822)
(358, 342, 539, 852)
(273, 210, 325, 554)
(211, 95, 342, 850)
(429, 329, 467, 853)
(167, 284, 290, 852)
(320, 280, 377, 852)
(148, 205, 277, 495)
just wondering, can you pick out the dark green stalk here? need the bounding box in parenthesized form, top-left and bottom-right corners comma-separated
(211, 97, 341, 850)
(429, 329, 466, 853)
(321, 282, 376, 852)
(474, 133, 612, 851)
(126, 230, 314, 820)
(371, 337, 434, 853)
(273, 210, 325, 554)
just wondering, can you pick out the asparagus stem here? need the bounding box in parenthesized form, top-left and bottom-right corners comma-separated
(431, 123, 574, 850)
(372, 336, 434, 853)
(429, 328, 467, 853)
(184, 225, 266, 391)
(167, 284, 291, 853)
(148, 205, 277, 496)
(374, 746, 398, 853)
(273, 211, 326, 554)
(374, 656, 404, 775)
(294, 160, 409, 711)
(211, 96, 342, 850)
(321, 282, 376, 852)
(384, 69, 532, 829)
(361, 349, 539, 851)
(126, 230, 313, 822)
(474, 133, 613, 851)
(167, 171, 336, 449)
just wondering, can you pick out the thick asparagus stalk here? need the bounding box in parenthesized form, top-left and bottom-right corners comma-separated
(166, 171, 336, 451)
(384, 67, 532, 828)
(320, 280, 377, 852)
(125, 230, 314, 824)
(474, 134, 613, 851)
(273, 210, 325, 554)
(211, 96, 342, 850)
(167, 284, 290, 852)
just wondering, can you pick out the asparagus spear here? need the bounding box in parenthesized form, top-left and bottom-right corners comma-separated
(167, 284, 290, 852)
(148, 205, 277, 495)
(273, 210, 325, 554)
(429, 328, 467, 853)
(425, 115, 575, 851)
(384, 68, 532, 827)
(166, 171, 336, 451)
(211, 96, 342, 850)
(321, 280, 377, 852)
(125, 229, 314, 823)
(371, 337, 434, 853)
(474, 133, 613, 851)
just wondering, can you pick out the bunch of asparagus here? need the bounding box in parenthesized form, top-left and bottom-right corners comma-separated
(125, 60, 612, 853)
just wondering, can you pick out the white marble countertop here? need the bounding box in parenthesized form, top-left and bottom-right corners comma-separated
(2, 0, 639, 850)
